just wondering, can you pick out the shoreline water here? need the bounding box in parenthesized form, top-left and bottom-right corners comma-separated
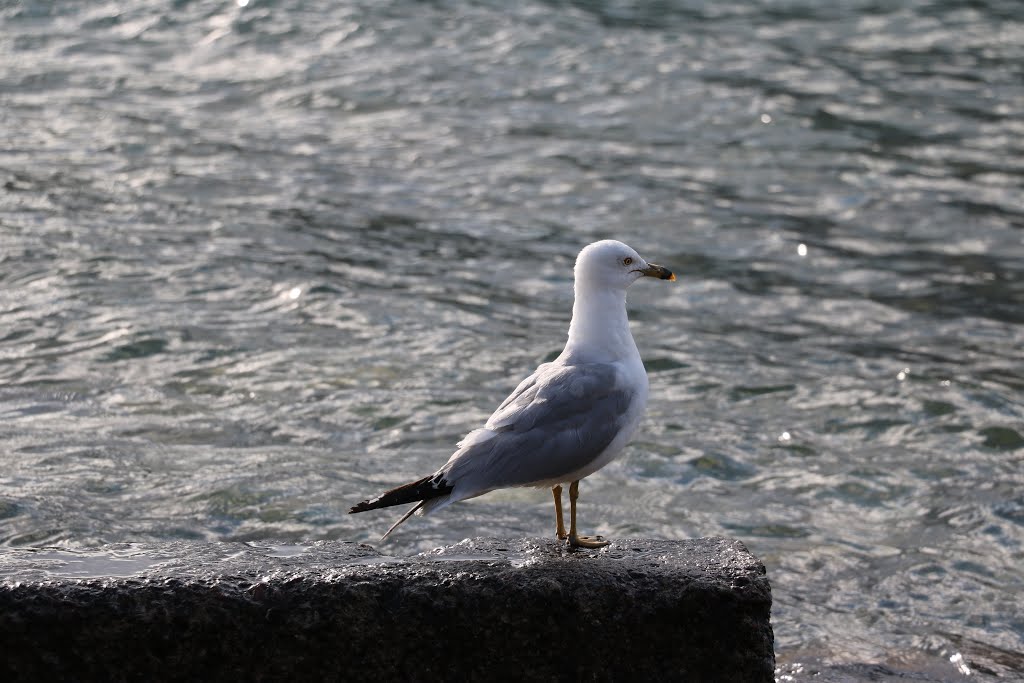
(1, 1, 1021, 677)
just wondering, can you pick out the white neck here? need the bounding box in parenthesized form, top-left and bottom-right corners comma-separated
(563, 285, 640, 363)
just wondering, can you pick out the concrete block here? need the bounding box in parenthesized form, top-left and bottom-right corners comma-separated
(0, 537, 773, 682)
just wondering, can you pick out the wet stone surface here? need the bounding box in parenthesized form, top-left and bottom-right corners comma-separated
(0, 537, 773, 682)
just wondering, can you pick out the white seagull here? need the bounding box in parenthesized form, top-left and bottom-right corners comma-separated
(350, 239, 675, 548)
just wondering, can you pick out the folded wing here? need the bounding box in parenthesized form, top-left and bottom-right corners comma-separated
(441, 362, 635, 496)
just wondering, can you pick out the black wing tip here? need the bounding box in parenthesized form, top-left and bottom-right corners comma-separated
(349, 475, 454, 515)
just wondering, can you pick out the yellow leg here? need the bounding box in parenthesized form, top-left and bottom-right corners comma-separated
(568, 480, 609, 549)
(553, 485, 567, 540)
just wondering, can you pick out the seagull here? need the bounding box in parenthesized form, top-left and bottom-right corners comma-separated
(350, 239, 675, 548)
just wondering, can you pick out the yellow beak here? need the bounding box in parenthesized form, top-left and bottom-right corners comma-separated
(640, 263, 676, 281)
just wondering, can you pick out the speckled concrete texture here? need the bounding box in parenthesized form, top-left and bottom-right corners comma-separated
(0, 537, 773, 682)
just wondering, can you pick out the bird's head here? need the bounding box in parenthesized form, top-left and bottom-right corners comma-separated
(574, 239, 675, 291)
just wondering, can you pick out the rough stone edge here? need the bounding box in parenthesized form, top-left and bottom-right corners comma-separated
(0, 537, 774, 682)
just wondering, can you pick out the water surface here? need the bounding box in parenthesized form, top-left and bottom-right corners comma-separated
(1, 1, 1022, 679)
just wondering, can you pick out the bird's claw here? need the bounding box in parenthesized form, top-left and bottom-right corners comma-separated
(568, 533, 610, 549)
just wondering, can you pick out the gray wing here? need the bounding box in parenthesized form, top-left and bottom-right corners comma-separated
(442, 362, 635, 492)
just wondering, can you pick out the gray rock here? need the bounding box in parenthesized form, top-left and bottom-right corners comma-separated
(0, 536, 773, 682)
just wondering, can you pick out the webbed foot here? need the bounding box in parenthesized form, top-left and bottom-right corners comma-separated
(568, 532, 609, 549)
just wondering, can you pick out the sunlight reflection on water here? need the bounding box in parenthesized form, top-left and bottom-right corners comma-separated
(0, 0, 1022, 678)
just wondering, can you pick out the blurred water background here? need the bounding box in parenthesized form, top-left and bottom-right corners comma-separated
(1, 0, 1022, 679)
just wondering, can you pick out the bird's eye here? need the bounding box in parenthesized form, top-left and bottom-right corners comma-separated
(623, 257, 633, 266)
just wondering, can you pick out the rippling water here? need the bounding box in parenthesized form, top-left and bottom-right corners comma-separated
(1, 0, 1022, 679)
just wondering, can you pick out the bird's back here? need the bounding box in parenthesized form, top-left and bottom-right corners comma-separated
(437, 357, 646, 499)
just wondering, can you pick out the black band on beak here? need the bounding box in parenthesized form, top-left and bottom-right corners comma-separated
(640, 264, 676, 281)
